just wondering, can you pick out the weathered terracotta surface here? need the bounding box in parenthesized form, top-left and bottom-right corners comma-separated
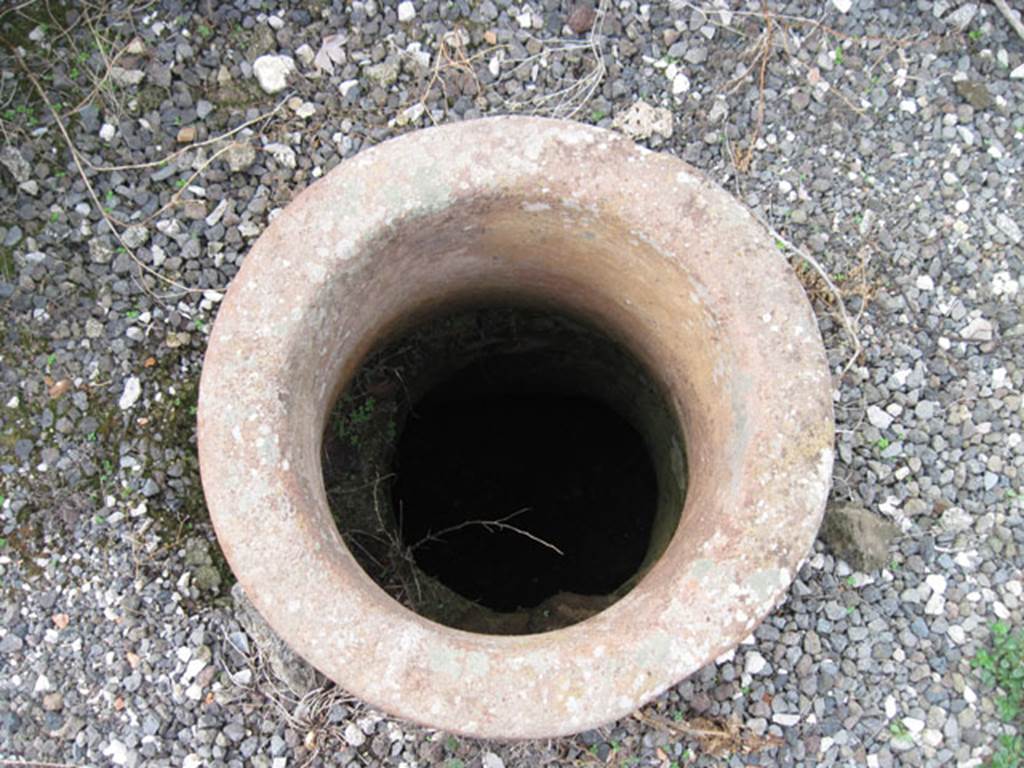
(197, 117, 834, 739)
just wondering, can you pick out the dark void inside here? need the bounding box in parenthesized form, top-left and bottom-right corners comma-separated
(393, 351, 657, 612)
(323, 306, 683, 632)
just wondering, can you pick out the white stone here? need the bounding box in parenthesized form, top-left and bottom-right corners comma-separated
(923, 728, 943, 748)
(118, 377, 141, 410)
(339, 80, 359, 98)
(866, 404, 893, 430)
(295, 101, 316, 119)
(263, 143, 297, 169)
(516, 11, 533, 28)
(482, 753, 505, 768)
(996, 212, 1022, 244)
(103, 741, 126, 765)
(612, 101, 673, 140)
(945, 3, 977, 29)
(99, 123, 116, 142)
(295, 43, 315, 67)
(832, 0, 852, 11)
(253, 55, 296, 94)
(915, 275, 934, 291)
(343, 722, 366, 747)
(993, 272, 1019, 296)
(773, 713, 800, 726)
(205, 199, 229, 228)
(926, 574, 947, 595)
(673, 73, 691, 95)
(1012, 63, 1024, 80)
(954, 199, 970, 214)
(903, 717, 925, 735)
(110, 66, 145, 87)
(744, 650, 768, 675)
(182, 658, 207, 683)
(959, 317, 993, 342)
(397, 1, 416, 22)
(103, 740, 128, 765)
(924, 592, 945, 616)
(33, 674, 51, 693)
(899, 99, 917, 114)
(947, 625, 965, 644)
(884, 695, 897, 718)
(183, 755, 202, 768)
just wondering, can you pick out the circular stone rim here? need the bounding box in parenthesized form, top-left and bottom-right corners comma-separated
(198, 116, 834, 739)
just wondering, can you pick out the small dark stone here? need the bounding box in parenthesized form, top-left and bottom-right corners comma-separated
(566, 4, 596, 35)
(819, 505, 900, 571)
(955, 80, 993, 111)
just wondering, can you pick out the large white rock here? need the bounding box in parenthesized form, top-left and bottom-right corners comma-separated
(397, 1, 416, 22)
(118, 376, 141, 410)
(253, 55, 296, 94)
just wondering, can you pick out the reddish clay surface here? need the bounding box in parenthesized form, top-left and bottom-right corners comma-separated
(197, 117, 834, 738)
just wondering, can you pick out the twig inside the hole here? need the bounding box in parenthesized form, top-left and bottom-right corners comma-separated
(414, 507, 565, 556)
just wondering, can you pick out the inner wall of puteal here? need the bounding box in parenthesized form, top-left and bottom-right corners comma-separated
(287, 195, 738, 614)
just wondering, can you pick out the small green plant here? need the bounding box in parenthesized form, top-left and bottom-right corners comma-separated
(972, 621, 1023, 723)
(175, 178, 187, 189)
(968, 29, 983, 41)
(876, 437, 890, 450)
(846, 575, 857, 587)
(335, 396, 377, 446)
(444, 760, 464, 768)
(0, 537, 6, 548)
(991, 734, 1023, 768)
(194, 317, 205, 331)
(197, 23, 213, 39)
(46, 352, 56, 367)
(444, 735, 459, 752)
(889, 720, 909, 738)
(49, 211, 60, 222)
(125, 309, 139, 319)
(833, 46, 843, 65)
(590, 108, 607, 122)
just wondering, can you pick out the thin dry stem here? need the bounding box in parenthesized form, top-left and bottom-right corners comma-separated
(12, 48, 205, 300)
(414, 506, 565, 556)
(756, 214, 864, 380)
(994, 0, 1024, 42)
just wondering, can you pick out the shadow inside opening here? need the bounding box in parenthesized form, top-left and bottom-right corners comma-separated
(322, 306, 684, 634)
(394, 355, 657, 614)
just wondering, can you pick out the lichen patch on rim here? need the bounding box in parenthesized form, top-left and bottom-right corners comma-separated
(197, 116, 834, 739)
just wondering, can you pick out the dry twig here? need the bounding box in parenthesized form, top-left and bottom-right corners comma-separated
(634, 709, 783, 756)
(11, 47, 201, 300)
(755, 213, 864, 380)
(414, 506, 565, 556)
(993, 0, 1024, 42)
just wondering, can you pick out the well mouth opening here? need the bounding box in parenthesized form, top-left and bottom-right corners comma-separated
(322, 304, 687, 635)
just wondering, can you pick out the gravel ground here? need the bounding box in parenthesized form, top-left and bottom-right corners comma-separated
(1, 0, 1023, 766)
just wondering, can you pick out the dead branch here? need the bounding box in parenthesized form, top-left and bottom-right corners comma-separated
(993, 0, 1024, 42)
(414, 506, 565, 556)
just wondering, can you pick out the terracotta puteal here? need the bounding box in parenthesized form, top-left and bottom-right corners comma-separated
(197, 117, 834, 739)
